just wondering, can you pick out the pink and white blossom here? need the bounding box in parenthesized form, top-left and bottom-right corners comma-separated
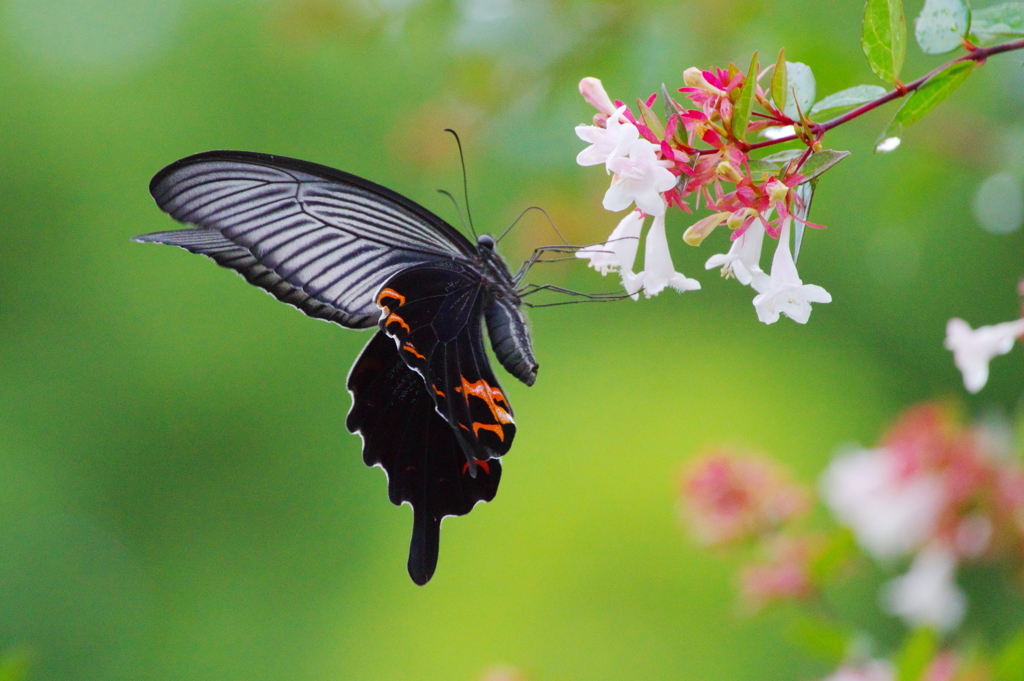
(944, 317, 1024, 393)
(575, 210, 645, 300)
(679, 450, 811, 546)
(632, 214, 700, 297)
(578, 77, 616, 116)
(751, 219, 831, 324)
(881, 545, 966, 632)
(604, 139, 677, 216)
(820, 446, 946, 559)
(575, 106, 638, 168)
(705, 220, 770, 291)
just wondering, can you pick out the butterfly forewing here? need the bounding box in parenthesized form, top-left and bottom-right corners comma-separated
(346, 331, 501, 585)
(139, 151, 474, 329)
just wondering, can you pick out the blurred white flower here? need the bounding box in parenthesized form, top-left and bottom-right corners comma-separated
(632, 214, 701, 297)
(944, 317, 1024, 393)
(822, 659, 896, 681)
(751, 219, 831, 324)
(881, 546, 966, 632)
(762, 125, 796, 140)
(576, 210, 645, 299)
(575, 105, 636, 168)
(705, 220, 770, 291)
(604, 139, 677, 216)
(820, 447, 946, 559)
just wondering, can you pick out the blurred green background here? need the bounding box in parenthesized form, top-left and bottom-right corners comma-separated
(0, 0, 1022, 679)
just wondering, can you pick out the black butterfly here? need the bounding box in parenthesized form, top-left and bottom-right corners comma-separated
(134, 150, 541, 585)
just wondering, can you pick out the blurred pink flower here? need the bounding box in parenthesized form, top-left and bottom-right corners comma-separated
(481, 665, 526, 681)
(739, 535, 815, 609)
(679, 451, 811, 546)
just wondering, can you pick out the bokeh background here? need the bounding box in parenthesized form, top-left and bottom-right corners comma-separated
(0, 0, 1023, 679)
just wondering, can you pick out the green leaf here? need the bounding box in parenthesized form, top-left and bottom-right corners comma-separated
(994, 629, 1024, 681)
(797, 150, 851, 183)
(810, 84, 888, 117)
(637, 97, 666, 141)
(876, 60, 977, 149)
(760, 149, 804, 165)
(896, 628, 938, 681)
(771, 49, 788, 110)
(731, 52, 759, 141)
(808, 528, 858, 582)
(915, 0, 970, 54)
(971, 2, 1024, 43)
(783, 62, 816, 120)
(748, 158, 781, 182)
(863, 0, 907, 83)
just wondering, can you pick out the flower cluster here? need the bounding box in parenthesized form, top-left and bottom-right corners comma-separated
(573, 71, 832, 323)
(678, 450, 815, 608)
(823, 403, 1024, 631)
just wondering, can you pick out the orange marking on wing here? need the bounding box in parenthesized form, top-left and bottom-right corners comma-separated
(385, 313, 410, 333)
(431, 384, 445, 398)
(459, 423, 469, 431)
(403, 343, 426, 360)
(376, 288, 406, 311)
(462, 459, 492, 475)
(456, 377, 514, 424)
(472, 422, 505, 442)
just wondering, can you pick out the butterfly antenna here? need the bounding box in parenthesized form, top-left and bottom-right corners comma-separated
(436, 189, 472, 235)
(496, 206, 571, 246)
(444, 128, 477, 240)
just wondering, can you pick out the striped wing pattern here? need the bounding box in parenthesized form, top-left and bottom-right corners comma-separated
(137, 151, 474, 329)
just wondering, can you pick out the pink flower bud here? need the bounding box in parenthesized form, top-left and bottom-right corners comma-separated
(579, 77, 616, 116)
(683, 67, 725, 96)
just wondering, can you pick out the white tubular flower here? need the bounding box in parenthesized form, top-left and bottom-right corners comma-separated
(633, 214, 701, 297)
(881, 546, 967, 633)
(820, 447, 946, 559)
(604, 139, 676, 216)
(575, 210, 645, 300)
(751, 219, 831, 324)
(944, 317, 1024, 393)
(578, 77, 616, 116)
(705, 220, 770, 291)
(575, 105, 636, 168)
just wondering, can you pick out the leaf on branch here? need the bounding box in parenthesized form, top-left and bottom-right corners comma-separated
(637, 97, 666, 140)
(760, 149, 804, 165)
(970, 2, 1024, 43)
(771, 49, 788, 111)
(993, 629, 1024, 681)
(797, 150, 851, 183)
(915, 0, 970, 54)
(731, 52, 759, 141)
(810, 84, 889, 117)
(783, 62, 816, 120)
(875, 60, 978, 150)
(747, 158, 781, 182)
(863, 0, 907, 83)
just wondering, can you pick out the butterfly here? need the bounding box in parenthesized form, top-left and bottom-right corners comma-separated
(134, 150, 542, 585)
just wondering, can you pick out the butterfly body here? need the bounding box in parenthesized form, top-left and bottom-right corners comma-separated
(135, 150, 537, 584)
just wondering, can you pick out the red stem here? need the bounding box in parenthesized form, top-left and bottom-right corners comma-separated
(696, 38, 1024, 156)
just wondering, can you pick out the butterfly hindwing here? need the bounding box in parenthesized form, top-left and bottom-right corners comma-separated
(375, 264, 517, 464)
(346, 331, 502, 585)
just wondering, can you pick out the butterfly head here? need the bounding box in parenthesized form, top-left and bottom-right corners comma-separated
(476, 234, 496, 250)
